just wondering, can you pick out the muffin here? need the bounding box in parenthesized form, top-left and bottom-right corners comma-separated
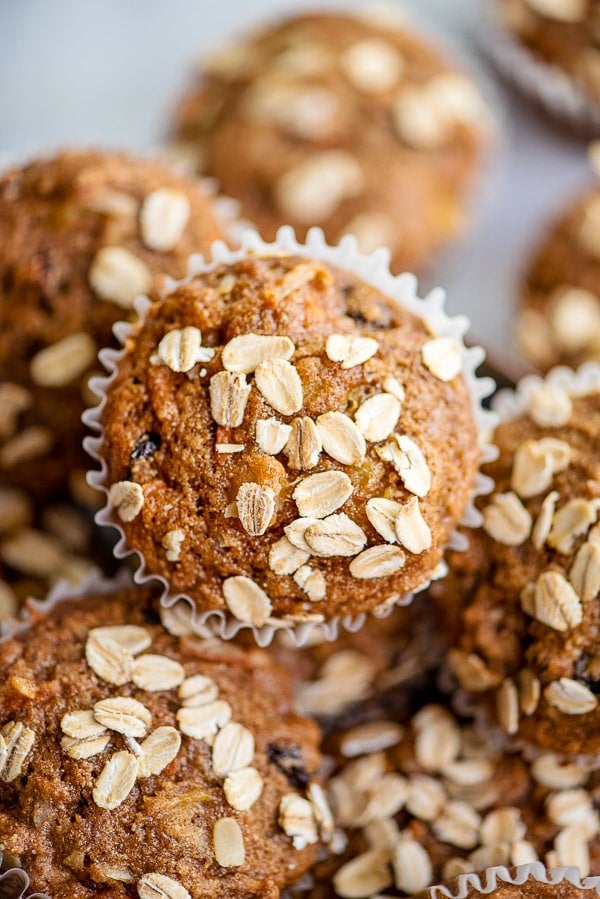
(291, 702, 600, 898)
(170, 10, 491, 273)
(432, 371, 600, 756)
(0, 586, 327, 898)
(279, 597, 445, 730)
(495, 0, 600, 111)
(0, 149, 227, 502)
(88, 243, 484, 636)
(515, 166, 600, 372)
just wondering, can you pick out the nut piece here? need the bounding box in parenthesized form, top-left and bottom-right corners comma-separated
(108, 481, 144, 522)
(0, 721, 35, 782)
(236, 482, 276, 536)
(223, 767, 264, 811)
(293, 470, 353, 519)
(317, 411, 366, 465)
(394, 497, 432, 554)
(156, 327, 214, 372)
(177, 700, 232, 739)
(210, 371, 252, 427)
(222, 576, 272, 626)
(93, 750, 138, 810)
(422, 337, 462, 382)
(341, 38, 404, 93)
(255, 358, 303, 416)
(93, 697, 152, 738)
(524, 570, 582, 632)
(269, 536, 310, 575)
(212, 722, 255, 777)
(89, 246, 152, 308)
(365, 497, 403, 543)
(138, 726, 182, 778)
(482, 492, 532, 546)
(213, 817, 245, 867)
(131, 654, 185, 692)
(528, 384, 573, 428)
(325, 334, 379, 369)
(304, 513, 367, 557)
(30, 332, 97, 388)
(222, 334, 295, 373)
(140, 188, 191, 252)
(570, 541, 600, 603)
(349, 544, 406, 579)
(284, 417, 322, 469)
(544, 678, 598, 715)
(275, 151, 364, 223)
(256, 417, 292, 455)
(279, 793, 319, 850)
(138, 872, 191, 899)
(355, 393, 401, 443)
(377, 434, 431, 497)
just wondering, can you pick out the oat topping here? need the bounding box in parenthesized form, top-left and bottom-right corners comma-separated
(284, 416, 322, 469)
(511, 437, 571, 498)
(131, 654, 186, 692)
(325, 334, 379, 369)
(421, 337, 462, 382)
(292, 470, 354, 519)
(544, 678, 598, 715)
(482, 491, 532, 546)
(256, 417, 292, 455)
(89, 246, 152, 308)
(108, 480, 145, 522)
(92, 750, 139, 810)
(213, 817, 246, 867)
(222, 575, 273, 626)
(236, 482, 276, 536)
(162, 528, 185, 562)
(317, 411, 367, 465)
(275, 151, 364, 223)
(341, 39, 404, 94)
(139, 188, 191, 252)
(569, 540, 600, 602)
(304, 513, 367, 558)
(137, 873, 191, 899)
(30, 332, 97, 388)
(223, 767, 264, 811)
(0, 720, 35, 782)
(269, 536, 310, 575)
(254, 357, 303, 415)
(355, 393, 401, 442)
(528, 383, 573, 428)
(0, 382, 32, 441)
(155, 326, 215, 372)
(222, 333, 295, 373)
(293, 564, 327, 601)
(377, 434, 431, 497)
(349, 544, 406, 579)
(394, 497, 432, 554)
(209, 371, 252, 427)
(524, 0, 586, 23)
(278, 793, 319, 850)
(547, 497, 598, 554)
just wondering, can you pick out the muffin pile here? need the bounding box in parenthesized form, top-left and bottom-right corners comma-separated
(1, 6, 600, 899)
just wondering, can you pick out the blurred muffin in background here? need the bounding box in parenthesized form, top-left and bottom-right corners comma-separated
(515, 145, 600, 372)
(170, 10, 492, 273)
(0, 149, 228, 502)
(496, 0, 600, 110)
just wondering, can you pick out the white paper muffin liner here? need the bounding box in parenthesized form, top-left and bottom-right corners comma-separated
(428, 862, 600, 897)
(0, 857, 47, 899)
(480, 8, 600, 135)
(83, 225, 497, 647)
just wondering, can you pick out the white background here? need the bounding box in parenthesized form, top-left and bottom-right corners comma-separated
(0, 0, 592, 364)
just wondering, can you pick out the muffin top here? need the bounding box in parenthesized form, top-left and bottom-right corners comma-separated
(516, 179, 600, 373)
(433, 379, 600, 755)
(96, 252, 480, 629)
(0, 587, 326, 898)
(297, 702, 600, 899)
(0, 149, 226, 500)
(172, 10, 490, 273)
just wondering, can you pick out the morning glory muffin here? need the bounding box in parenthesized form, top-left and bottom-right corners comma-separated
(170, 10, 491, 273)
(516, 165, 600, 372)
(495, 0, 600, 111)
(90, 250, 482, 635)
(287, 701, 600, 899)
(0, 586, 326, 898)
(0, 149, 226, 501)
(432, 373, 600, 756)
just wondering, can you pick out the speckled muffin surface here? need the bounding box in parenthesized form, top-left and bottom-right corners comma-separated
(287, 702, 600, 898)
(0, 149, 226, 501)
(496, 0, 600, 108)
(433, 380, 600, 755)
(95, 253, 480, 628)
(516, 185, 600, 372)
(0, 588, 326, 898)
(171, 11, 490, 274)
